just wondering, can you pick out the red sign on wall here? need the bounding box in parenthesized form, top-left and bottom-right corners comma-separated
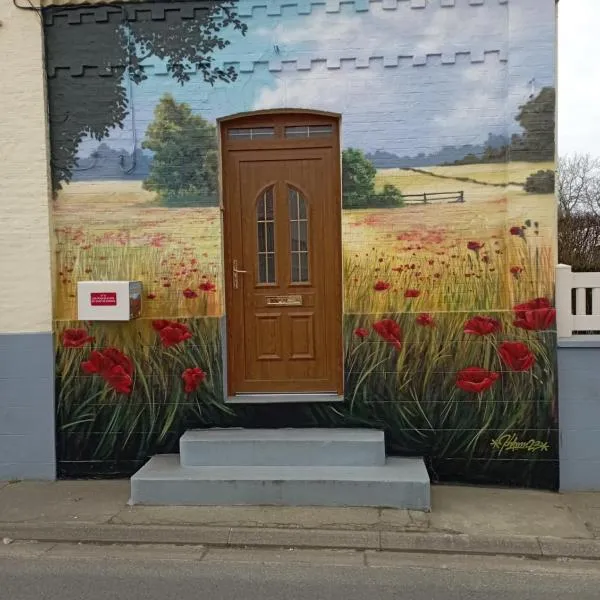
(90, 292, 117, 306)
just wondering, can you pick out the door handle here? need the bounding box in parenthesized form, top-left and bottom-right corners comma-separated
(233, 260, 247, 289)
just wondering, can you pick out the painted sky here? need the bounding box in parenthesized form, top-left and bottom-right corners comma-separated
(78, 0, 556, 160)
(558, 0, 600, 156)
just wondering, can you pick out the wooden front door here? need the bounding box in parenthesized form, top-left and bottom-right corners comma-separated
(221, 112, 343, 398)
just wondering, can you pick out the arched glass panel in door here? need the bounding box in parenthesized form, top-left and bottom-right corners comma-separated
(288, 186, 309, 283)
(256, 187, 276, 284)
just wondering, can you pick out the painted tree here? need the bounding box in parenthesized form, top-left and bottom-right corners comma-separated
(45, 1, 246, 192)
(342, 148, 403, 209)
(511, 87, 556, 162)
(142, 95, 218, 206)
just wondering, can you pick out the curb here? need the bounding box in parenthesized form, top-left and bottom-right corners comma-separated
(2, 523, 600, 560)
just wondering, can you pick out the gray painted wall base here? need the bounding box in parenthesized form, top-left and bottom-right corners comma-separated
(559, 344, 600, 491)
(131, 428, 430, 510)
(0, 332, 55, 480)
(180, 428, 385, 467)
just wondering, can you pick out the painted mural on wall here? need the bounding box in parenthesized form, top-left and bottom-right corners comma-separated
(45, 0, 558, 487)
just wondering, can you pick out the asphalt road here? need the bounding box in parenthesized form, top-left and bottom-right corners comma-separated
(2, 542, 600, 600)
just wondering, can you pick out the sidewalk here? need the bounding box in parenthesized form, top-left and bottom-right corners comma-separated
(2, 480, 600, 560)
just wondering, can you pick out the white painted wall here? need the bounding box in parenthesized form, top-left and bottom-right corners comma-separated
(0, 2, 53, 334)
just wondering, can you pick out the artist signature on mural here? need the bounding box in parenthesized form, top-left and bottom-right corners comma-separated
(491, 434, 550, 453)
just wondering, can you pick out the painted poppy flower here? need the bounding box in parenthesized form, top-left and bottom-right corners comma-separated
(182, 367, 206, 394)
(183, 288, 198, 299)
(102, 348, 133, 376)
(467, 241, 484, 252)
(513, 298, 556, 331)
(147, 293, 157, 300)
(374, 281, 391, 292)
(81, 350, 112, 376)
(498, 341, 536, 372)
(153, 320, 193, 347)
(456, 367, 499, 393)
(404, 289, 420, 298)
(62, 328, 94, 348)
(373, 319, 402, 350)
(354, 327, 370, 338)
(482, 255, 490, 264)
(463, 316, 502, 336)
(416, 313, 435, 327)
(81, 347, 133, 394)
(105, 365, 133, 394)
(151, 319, 170, 331)
(510, 226, 525, 237)
(199, 281, 216, 292)
(510, 266, 523, 277)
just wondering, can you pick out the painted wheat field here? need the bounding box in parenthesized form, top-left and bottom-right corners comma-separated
(54, 162, 559, 488)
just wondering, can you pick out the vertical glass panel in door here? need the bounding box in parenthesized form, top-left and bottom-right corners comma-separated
(288, 187, 309, 283)
(257, 187, 276, 284)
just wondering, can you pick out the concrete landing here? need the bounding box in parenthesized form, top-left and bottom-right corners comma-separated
(130, 454, 430, 510)
(179, 428, 386, 467)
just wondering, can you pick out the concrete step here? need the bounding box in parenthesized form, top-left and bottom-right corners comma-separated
(179, 428, 386, 467)
(130, 454, 430, 510)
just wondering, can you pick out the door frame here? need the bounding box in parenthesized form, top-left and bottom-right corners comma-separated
(217, 109, 344, 403)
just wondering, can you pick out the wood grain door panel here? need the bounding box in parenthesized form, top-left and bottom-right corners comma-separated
(222, 115, 342, 396)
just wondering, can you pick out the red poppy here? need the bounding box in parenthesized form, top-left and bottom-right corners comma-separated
(456, 367, 499, 393)
(510, 266, 523, 276)
(513, 298, 556, 331)
(81, 350, 112, 376)
(62, 328, 94, 348)
(151, 320, 170, 331)
(354, 327, 370, 338)
(183, 288, 198, 299)
(147, 293, 157, 300)
(105, 365, 133, 394)
(482, 255, 490, 264)
(102, 348, 133, 376)
(498, 341, 536, 372)
(463, 316, 502, 336)
(416, 313, 435, 327)
(199, 281, 216, 292)
(373, 319, 402, 350)
(81, 347, 133, 394)
(153, 320, 193, 347)
(510, 226, 525, 237)
(467, 241, 484, 252)
(182, 367, 206, 394)
(404, 289, 420, 298)
(374, 280, 391, 292)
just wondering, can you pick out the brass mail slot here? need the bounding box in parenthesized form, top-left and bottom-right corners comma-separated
(266, 295, 303, 306)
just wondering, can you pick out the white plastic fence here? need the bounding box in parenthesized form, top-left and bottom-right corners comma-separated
(556, 264, 600, 338)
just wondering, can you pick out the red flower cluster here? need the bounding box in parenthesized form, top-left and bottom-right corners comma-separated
(498, 341, 536, 372)
(152, 320, 193, 347)
(62, 328, 94, 348)
(456, 367, 499, 393)
(81, 347, 133, 394)
(467, 241, 484, 252)
(374, 280, 391, 292)
(513, 297, 556, 331)
(373, 319, 402, 350)
(199, 281, 216, 292)
(416, 313, 435, 327)
(463, 316, 501, 336)
(510, 226, 525, 238)
(404, 289, 420, 298)
(182, 367, 206, 394)
(354, 327, 370, 338)
(183, 288, 198, 299)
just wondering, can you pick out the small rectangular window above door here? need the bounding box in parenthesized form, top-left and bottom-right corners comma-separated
(228, 127, 275, 140)
(285, 125, 333, 139)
